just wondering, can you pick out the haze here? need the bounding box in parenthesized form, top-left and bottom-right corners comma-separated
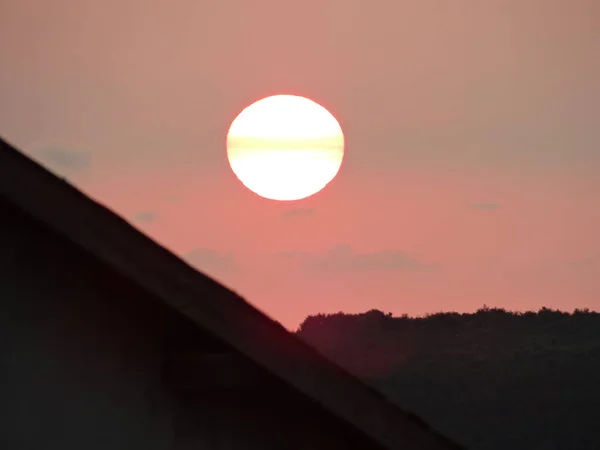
(1, 0, 599, 328)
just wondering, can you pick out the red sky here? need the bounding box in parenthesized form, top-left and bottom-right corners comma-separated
(1, 0, 599, 328)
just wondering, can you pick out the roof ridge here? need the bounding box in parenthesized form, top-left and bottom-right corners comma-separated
(0, 136, 464, 450)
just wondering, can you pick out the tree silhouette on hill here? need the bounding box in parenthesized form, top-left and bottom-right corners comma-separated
(296, 307, 600, 450)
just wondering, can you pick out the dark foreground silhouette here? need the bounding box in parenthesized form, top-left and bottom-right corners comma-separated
(296, 307, 600, 450)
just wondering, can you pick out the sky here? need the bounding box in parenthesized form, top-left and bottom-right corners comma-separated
(1, 0, 599, 329)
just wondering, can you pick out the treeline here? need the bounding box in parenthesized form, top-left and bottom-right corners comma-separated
(295, 307, 600, 450)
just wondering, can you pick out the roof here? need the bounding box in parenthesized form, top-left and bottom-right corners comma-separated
(0, 136, 463, 450)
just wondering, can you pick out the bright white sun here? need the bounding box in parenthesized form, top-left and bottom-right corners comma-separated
(226, 95, 344, 201)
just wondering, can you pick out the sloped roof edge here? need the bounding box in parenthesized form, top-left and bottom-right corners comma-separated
(0, 137, 463, 450)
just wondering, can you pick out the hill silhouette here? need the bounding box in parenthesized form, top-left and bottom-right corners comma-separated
(296, 307, 600, 450)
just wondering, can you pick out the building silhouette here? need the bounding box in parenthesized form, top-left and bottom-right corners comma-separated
(0, 137, 462, 450)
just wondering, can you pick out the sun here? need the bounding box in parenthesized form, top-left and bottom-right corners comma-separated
(226, 95, 344, 201)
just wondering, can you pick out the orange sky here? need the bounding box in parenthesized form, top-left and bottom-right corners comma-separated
(1, 0, 599, 328)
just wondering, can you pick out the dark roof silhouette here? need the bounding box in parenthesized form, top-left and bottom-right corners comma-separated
(0, 136, 463, 450)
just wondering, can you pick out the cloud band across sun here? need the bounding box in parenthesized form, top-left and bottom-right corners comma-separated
(226, 95, 344, 201)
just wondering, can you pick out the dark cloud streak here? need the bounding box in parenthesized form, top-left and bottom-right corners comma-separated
(185, 248, 237, 274)
(37, 147, 91, 171)
(133, 212, 158, 223)
(469, 202, 500, 210)
(282, 208, 315, 219)
(277, 245, 435, 273)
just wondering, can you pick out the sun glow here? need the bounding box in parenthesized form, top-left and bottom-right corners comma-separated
(226, 95, 344, 201)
